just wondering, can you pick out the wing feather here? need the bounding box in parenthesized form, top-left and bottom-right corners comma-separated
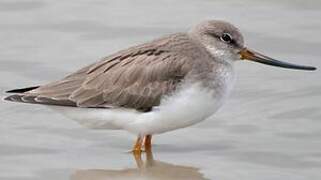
(6, 33, 199, 111)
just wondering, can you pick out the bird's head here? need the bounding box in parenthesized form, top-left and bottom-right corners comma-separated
(190, 20, 316, 71)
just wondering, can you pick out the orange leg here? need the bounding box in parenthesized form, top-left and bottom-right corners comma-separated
(132, 136, 143, 154)
(132, 136, 144, 167)
(143, 135, 152, 152)
(131, 135, 152, 153)
(131, 135, 153, 169)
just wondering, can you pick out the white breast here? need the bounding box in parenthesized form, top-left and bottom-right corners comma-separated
(52, 65, 235, 135)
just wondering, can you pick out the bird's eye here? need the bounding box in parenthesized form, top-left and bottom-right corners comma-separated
(220, 33, 233, 43)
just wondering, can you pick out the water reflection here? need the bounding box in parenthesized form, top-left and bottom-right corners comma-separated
(71, 150, 209, 180)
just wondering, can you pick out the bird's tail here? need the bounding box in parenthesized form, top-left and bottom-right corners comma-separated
(4, 86, 39, 103)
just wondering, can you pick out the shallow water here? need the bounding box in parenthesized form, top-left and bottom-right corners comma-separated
(0, 0, 321, 180)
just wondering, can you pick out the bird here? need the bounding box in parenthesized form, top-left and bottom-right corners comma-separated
(4, 20, 316, 154)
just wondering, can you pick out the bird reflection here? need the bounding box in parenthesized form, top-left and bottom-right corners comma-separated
(71, 150, 208, 180)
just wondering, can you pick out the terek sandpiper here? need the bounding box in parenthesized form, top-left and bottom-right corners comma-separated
(5, 20, 316, 154)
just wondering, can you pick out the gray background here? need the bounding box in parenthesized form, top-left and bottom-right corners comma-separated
(0, 0, 320, 179)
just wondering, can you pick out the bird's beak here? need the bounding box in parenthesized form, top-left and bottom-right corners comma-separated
(239, 48, 316, 71)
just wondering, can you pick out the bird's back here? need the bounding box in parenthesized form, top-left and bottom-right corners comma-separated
(5, 33, 210, 111)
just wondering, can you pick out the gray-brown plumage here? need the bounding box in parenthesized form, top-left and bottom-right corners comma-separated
(5, 20, 315, 113)
(5, 32, 212, 111)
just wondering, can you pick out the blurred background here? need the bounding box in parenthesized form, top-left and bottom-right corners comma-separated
(0, 0, 320, 179)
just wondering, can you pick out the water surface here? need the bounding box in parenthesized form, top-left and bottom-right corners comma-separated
(0, 0, 321, 179)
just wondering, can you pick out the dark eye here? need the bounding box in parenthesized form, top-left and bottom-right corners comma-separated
(220, 33, 233, 43)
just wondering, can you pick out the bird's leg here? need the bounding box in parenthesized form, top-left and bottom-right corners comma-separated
(132, 135, 143, 154)
(132, 139, 154, 169)
(131, 135, 153, 169)
(132, 135, 144, 168)
(143, 135, 152, 152)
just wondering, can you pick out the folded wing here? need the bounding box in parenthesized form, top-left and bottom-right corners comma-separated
(5, 34, 195, 111)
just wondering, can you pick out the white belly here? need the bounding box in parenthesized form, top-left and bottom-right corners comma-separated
(124, 82, 231, 134)
(52, 80, 233, 135)
(51, 64, 235, 135)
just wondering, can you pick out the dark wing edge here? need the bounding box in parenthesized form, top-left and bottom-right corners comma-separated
(5, 86, 41, 104)
(3, 63, 91, 107)
(6, 86, 40, 93)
